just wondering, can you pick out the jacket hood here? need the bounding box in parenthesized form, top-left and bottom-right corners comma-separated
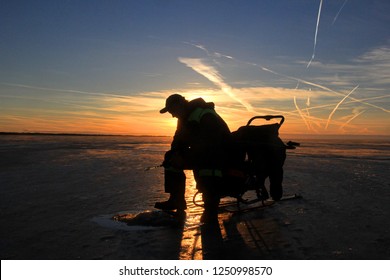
(188, 98, 215, 110)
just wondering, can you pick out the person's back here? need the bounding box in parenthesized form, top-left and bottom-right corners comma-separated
(177, 97, 230, 170)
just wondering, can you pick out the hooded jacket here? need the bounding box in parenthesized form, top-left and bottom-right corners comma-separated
(170, 98, 231, 170)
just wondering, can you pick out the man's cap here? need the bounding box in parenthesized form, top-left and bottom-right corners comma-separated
(160, 94, 185, 114)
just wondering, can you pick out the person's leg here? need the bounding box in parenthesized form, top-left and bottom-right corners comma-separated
(197, 176, 221, 224)
(155, 168, 187, 210)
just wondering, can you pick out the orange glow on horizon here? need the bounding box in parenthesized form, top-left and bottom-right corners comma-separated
(1, 87, 389, 136)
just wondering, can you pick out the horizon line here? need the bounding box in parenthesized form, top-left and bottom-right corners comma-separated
(1, 131, 389, 139)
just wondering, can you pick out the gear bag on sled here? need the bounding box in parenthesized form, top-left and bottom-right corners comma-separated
(221, 115, 298, 201)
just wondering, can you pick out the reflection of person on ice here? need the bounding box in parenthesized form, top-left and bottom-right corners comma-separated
(155, 94, 231, 223)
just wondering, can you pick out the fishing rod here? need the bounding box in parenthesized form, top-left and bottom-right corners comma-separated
(144, 164, 163, 171)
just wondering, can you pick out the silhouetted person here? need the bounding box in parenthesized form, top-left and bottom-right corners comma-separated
(155, 94, 231, 223)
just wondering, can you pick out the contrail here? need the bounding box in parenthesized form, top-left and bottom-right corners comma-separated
(293, 94, 390, 113)
(306, 96, 311, 107)
(294, 96, 311, 130)
(339, 109, 365, 130)
(184, 42, 234, 59)
(183, 42, 212, 56)
(178, 57, 255, 112)
(1, 82, 133, 100)
(325, 84, 359, 129)
(333, 0, 348, 25)
(305, 96, 313, 129)
(307, 0, 323, 68)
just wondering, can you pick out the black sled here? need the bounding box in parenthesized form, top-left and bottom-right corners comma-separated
(216, 115, 300, 211)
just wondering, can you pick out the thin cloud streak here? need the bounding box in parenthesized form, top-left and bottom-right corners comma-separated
(1, 83, 134, 100)
(294, 96, 311, 131)
(333, 0, 348, 25)
(339, 109, 365, 131)
(325, 85, 359, 129)
(178, 57, 255, 112)
(307, 0, 323, 68)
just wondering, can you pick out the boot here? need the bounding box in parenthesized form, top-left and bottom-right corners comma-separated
(259, 185, 270, 200)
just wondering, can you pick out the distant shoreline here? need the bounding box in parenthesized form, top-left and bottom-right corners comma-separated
(0, 132, 170, 138)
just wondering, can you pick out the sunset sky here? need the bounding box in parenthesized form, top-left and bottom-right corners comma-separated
(1, 0, 389, 136)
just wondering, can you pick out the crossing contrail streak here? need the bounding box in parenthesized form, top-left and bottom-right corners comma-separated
(325, 85, 359, 129)
(184, 43, 390, 113)
(307, 0, 323, 68)
(291, 94, 390, 114)
(251, 64, 390, 113)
